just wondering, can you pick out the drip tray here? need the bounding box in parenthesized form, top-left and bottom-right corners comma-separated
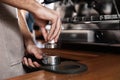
(40, 61, 87, 74)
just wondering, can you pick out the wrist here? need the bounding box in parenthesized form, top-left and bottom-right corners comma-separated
(27, 0, 43, 16)
(25, 41, 36, 53)
(25, 38, 35, 48)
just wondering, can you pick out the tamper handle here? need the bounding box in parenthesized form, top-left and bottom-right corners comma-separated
(45, 25, 57, 48)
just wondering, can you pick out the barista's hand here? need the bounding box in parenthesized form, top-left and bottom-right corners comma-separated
(32, 6, 61, 42)
(23, 44, 42, 68)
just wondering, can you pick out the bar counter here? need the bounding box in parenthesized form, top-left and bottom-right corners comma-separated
(7, 48, 120, 80)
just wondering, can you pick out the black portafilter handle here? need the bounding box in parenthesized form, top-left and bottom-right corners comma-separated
(43, 0, 61, 4)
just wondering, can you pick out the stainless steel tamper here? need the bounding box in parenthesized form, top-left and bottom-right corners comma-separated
(44, 25, 57, 49)
(45, 40, 57, 48)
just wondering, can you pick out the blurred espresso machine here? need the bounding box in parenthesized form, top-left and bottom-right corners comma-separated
(45, 0, 120, 46)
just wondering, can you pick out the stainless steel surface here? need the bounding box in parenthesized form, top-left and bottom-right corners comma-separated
(61, 30, 95, 43)
(62, 15, 120, 24)
(54, 0, 120, 45)
(45, 43, 57, 48)
(42, 55, 60, 65)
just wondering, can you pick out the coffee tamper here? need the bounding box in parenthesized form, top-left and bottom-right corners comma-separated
(45, 40, 57, 48)
(44, 25, 57, 49)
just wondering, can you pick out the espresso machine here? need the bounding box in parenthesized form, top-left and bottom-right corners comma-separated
(53, 0, 120, 46)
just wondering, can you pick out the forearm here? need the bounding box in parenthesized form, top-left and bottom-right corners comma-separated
(0, 0, 42, 15)
(18, 9, 34, 47)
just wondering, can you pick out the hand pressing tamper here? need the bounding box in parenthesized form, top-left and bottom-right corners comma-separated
(44, 25, 57, 49)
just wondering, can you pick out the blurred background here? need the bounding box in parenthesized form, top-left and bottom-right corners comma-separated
(33, 0, 120, 50)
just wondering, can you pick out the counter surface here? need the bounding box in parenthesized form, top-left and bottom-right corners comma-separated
(7, 49, 120, 80)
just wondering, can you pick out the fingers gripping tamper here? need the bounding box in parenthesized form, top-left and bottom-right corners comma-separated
(44, 25, 57, 49)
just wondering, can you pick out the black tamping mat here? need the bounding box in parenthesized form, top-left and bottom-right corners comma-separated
(40, 61, 88, 74)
